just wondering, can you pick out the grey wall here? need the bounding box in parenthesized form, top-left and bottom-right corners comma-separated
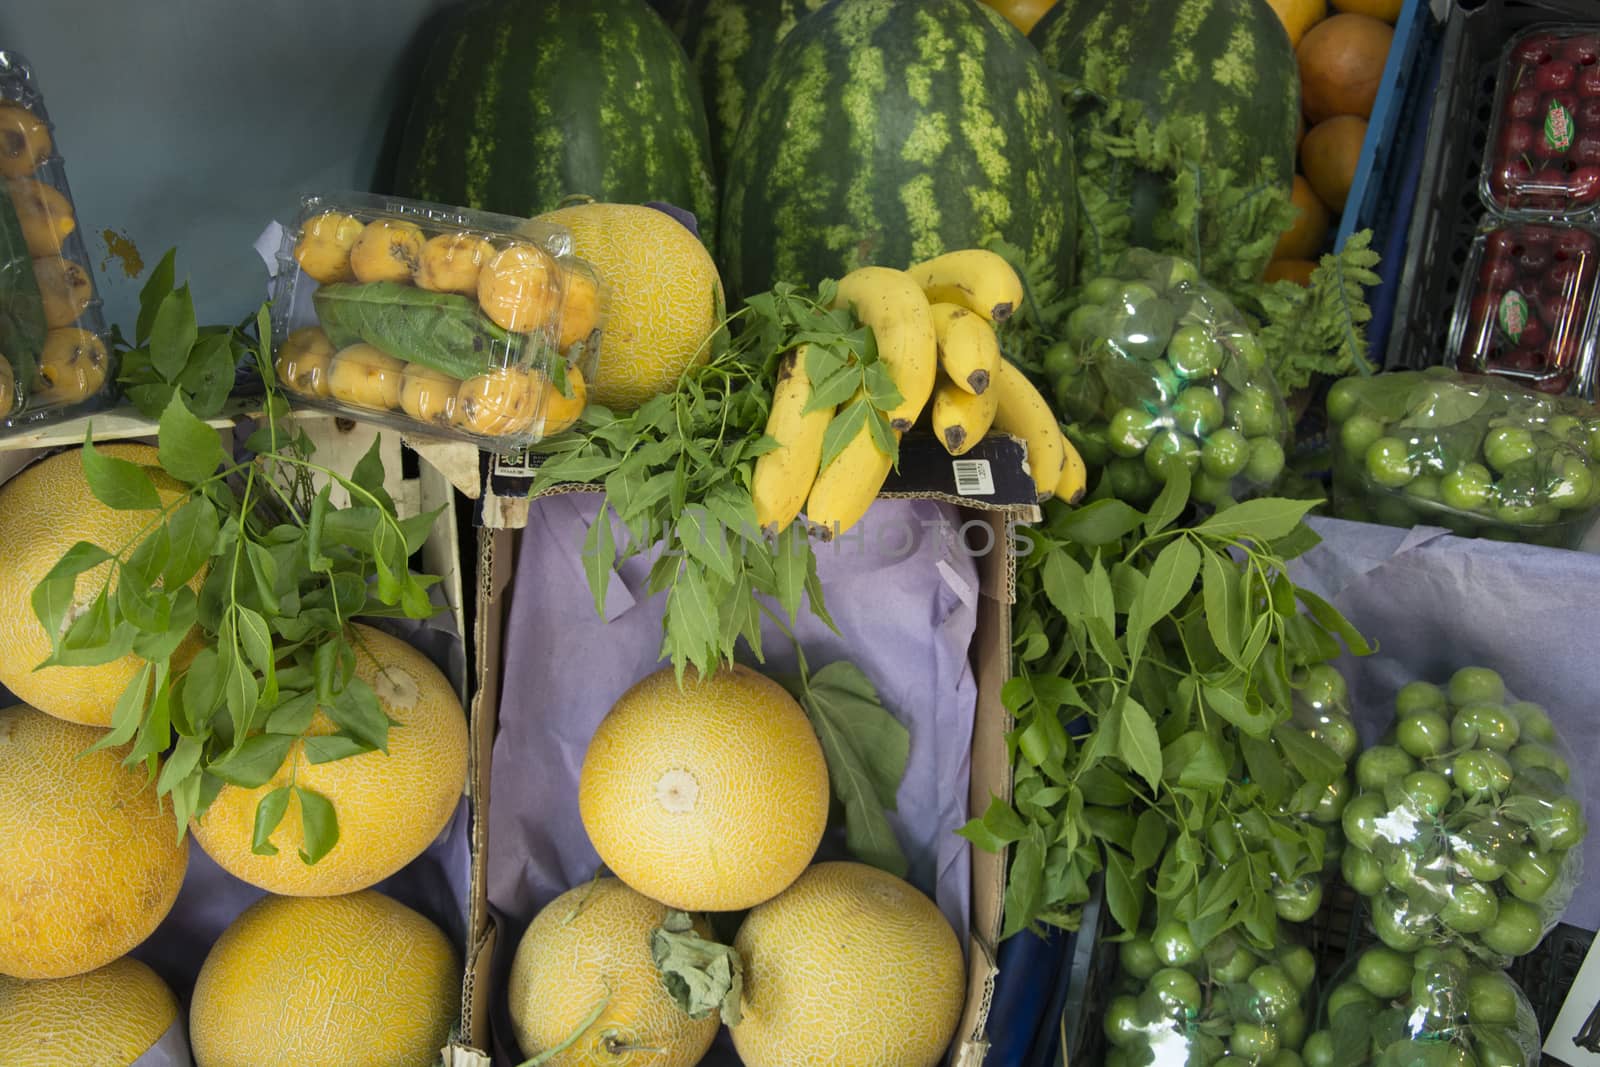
(2, 0, 455, 331)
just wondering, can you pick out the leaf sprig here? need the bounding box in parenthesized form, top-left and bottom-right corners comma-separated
(33, 297, 445, 863)
(961, 478, 1372, 948)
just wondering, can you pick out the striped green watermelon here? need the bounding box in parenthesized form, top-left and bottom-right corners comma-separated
(720, 0, 1074, 300)
(676, 0, 829, 176)
(1030, 0, 1298, 273)
(391, 0, 719, 249)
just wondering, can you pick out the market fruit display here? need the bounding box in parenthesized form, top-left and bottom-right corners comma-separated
(729, 861, 966, 1067)
(721, 0, 1074, 300)
(534, 199, 723, 412)
(1451, 222, 1597, 394)
(1300, 114, 1368, 212)
(1326, 368, 1600, 545)
(0, 957, 183, 1065)
(276, 196, 601, 446)
(1047, 249, 1292, 511)
(578, 664, 829, 912)
(0, 444, 197, 727)
(1340, 668, 1586, 965)
(191, 624, 469, 897)
(507, 878, 719, 1066)
(0, 704, 188, 979)
(1102, 925, 1318, 1066)
(1273, 175, 1334, 261)
(1303, 945, 1541, 1066)
(1266, 0, 1329, 50)
(391, 0, 719, 248)
(1297, 13, 1394, 124)
(188, 891, 460, 1067)
(1483, 27, 1600, 218)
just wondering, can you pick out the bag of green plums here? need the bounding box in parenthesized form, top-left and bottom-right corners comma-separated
(1104, 923, 1319, 1066)
(1302, 944, 1541, 1067)
(1043, 248, 1292, 511)
(1341, 667, 1586, 968)
(1326, 367, 1600, 547)
(1280, 663, 1362, 895)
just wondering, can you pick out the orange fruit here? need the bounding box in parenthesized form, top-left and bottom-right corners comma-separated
(0, 958, 182, 1064)
(1274, 176, 1334, 260)
(578, 664, 829, 913)
(1266, 0, 1328, 50)
(1298, 13, 1395, 122)
(1265, 259, 1320, 286)
(1301, 115, 1369, 212)
(979, 0, 1060, 34)
(730, 862, 967, 1067)
(0, 704, 189, 979)
(1332, 0, 1402, 22)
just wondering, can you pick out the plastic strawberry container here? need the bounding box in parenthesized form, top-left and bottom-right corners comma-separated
(1480, 25, 1600, 222)
(269, 192, 606, 453)
(1448, 221, 1600, 397)
(0, 50, 116, 432)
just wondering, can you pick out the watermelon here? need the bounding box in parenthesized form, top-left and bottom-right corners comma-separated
(720, 0, 1074, 300)
(676, 0, 829, 176)
(390, 0, 719, 249)
(1030, 0, 1298, 269)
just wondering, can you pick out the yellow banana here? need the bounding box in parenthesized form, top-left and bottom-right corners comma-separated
(931, 372, 998, 457)
(1053, 434, 1088, 504)
(804, 390, 897, 541)
(753, 345, 835, 535)
(990, 359, 1067, 502)
(831, 266, 936, 432)
(929, 301, 1001, 395)
(907, 249, 1025, 324)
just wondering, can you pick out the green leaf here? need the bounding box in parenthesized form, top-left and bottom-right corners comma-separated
(209, 732, 294, 789)
(116, 567, 170, 633)
(1118, 695, 1163, 791)
(80, 437, 163, 511)
(817, 394, 869, 475)
(651, 911, 745, 1026)
(263, 691, 317, 736)
(1128, 537, 1199, 662)
(1274, 723, 1344, 788)
(1202, 680, 1274, 737)
(1161, 731, 1227, 790)
(1039, 549, 1088, 620)
(1054, 499, 1145, 546)
(1144, 466, 1190, 535)
(234, 606, 274, 677)
(134, 587, 198, 662)
(164, 498, 220, 587)
(306, 483, 334, 572)
(92, 664, 152, 750)
(1131, 809, 1166, 872)
(157, 393, 227, 484)
(1103, 847, 1146, 936)
(800, 661, 910, 876)
(677, 505, 736, 585)
(665, 563, 721, 678)
(327, 677, 390, 752)
(960, 796, 1029, 851)
(1201, 548, 1245, 665)
(149, 283, 198, 379)
(304, 734, 374, 764)
(1295, 587, 1375, 656)
(1197, 498, 1318, 541)
(1242, 735, 1290, 806)
(349, 436, 396, 514)
(136, 248, 178, 345)
(771, 522, 808, 624)
(580, 506, 617, 617)
(31, 541, 113, 640)
(294, 787, 339, 865)
(251, 786, 292, 856)
(1000, 828, 1047, 940)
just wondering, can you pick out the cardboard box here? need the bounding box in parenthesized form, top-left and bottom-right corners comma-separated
(451, 485, 1029, 1066)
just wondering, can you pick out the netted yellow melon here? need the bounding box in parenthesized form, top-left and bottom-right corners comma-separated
(189, 891, 459, 1067)
(508, 878, 719, 1066)
(532, 202, 723, 411)
(0, 957, 182, 1065)
(0, 704, 189, 979)
(578, 664, 828, 912)
(192, 624, 468, 896)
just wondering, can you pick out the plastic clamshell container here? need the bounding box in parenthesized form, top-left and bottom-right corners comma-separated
(269, 192, 606, 452)
(1479, 24, 1600, 223)
(0, 51, 115, 432)
(1448, 221, 1600, 397)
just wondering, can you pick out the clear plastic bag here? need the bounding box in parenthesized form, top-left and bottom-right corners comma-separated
(1045, 248, 1292, 512)
(1327, 367, 1600, 547)
(1282, 663, 1362, 896)
(270, 192, 606, 451)
(1340, 666, 1586, 967)
(0, 50, 114, 430)
(1103, 925, 1319, 1065)
(1303, 944, 1541, 1066)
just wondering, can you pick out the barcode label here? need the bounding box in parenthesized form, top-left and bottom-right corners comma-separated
(952, 459, 995, 497)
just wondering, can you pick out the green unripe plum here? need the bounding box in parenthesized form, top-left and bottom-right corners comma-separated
(1278, 944, 1317, 993)
(1247, 963, 1300, 1021)
(1326, 979, 1377, 1021)
(1201, 426, 1250, 479)
(1311, 775, 1351, 824)
(1104, 994, 1145, 1047)
(1169, 324, 1225, 378)
(1504, 847, 1560, 903)
(1173, 385, 1225, 437)
(1371, 891, 1430, 951)
(1465, 970, 1522, 1026)
(1452, 749, 1516, 799)
(1440, 880, 1500, 934)
(1310, 712, 1360, 763)
(1397, 710, 1451, 759)
(1343, 845, 1387, 895)
(1395, 770, 1453, 817)
(1473, 1028, 1527, 1067)
(1506, 701, 1556, 743)
(1144, 429, 1202, 482)
(1396, 681, 1448, 718)
(1449, 667, 1507, 708)
(1230, 1022, 1280, 1058)
(1152, 920, 1200, 967)
(1451, 704, 1520, 752)
(1143, 966, 1203, 1016)
(1357, 745, 1418, 792)
(1481, 897, 1543, 958)
(1109, 406, 1159, 457)
(1343, 793, 1389, 852)
(1356, 945, 1414, 998)
(1119, 935, 1162, 980)
(1083, 276, 1122, 306)
(1366, 437, 1417, 488)
(1302, 1031, 1336, 1067)
(1273, 875, 1323, 922)
(1533, 794, 1586, 852)
(1246, 436, 1287, 486)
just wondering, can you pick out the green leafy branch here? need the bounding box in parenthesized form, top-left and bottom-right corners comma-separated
(961, 478, 1373, 947)
(32, 303, 444, 862)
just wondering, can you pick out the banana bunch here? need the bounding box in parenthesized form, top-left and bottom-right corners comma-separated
(751, 251, 1086, 543)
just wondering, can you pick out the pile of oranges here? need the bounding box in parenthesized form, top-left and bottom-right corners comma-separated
(1267, 0, 1403, 284)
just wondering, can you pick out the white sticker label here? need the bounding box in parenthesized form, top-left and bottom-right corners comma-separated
(494, 448, 538, 479)
(952, 459, 995, 497)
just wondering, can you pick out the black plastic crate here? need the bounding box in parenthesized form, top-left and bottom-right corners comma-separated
(1388, 0, 1600, 376)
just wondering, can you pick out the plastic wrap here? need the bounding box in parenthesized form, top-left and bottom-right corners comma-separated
(1046, 249, 1292, 512)
(1340, 666, 1586, 967)
(1480, 26, 1600, 223)
(1286, 663, 1362, 893)
(0, 51, 113, 429)
(1102, 925, 1319, 1066)
(269, 192, 605, 451)
(1303, 944, 1541, 1066)
(1327, 368, 1600, 546)
(1449, 222, 1600, 397)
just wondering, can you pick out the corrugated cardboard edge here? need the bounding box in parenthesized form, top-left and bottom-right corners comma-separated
(451, 501, 1027, 1066)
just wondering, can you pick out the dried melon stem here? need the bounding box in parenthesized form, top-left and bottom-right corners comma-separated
(654, 768, 699, 814)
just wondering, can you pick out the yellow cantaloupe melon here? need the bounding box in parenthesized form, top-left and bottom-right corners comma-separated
(0, 957, 182, 1065)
